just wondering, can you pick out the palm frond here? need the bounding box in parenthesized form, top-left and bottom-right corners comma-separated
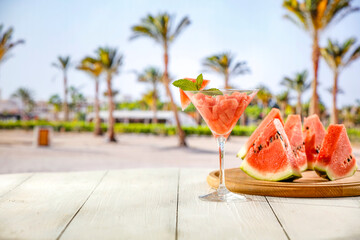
(345, 45, 360, 67)
(170, 16, 191, 42)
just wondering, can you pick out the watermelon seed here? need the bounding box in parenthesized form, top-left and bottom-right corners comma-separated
(258, 145, 262, 151)
(350, 155, 353, 159)
(306, 126, 309, 130)
(347, 158, 351, 162)
(270, 137, 273, 143)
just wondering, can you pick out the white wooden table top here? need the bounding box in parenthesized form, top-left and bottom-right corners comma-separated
(0, 169, 360, 240)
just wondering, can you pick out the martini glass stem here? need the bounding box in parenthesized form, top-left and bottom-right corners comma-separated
(216, 136, 227, 194)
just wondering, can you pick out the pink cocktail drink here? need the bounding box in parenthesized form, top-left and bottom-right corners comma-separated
(190, 92, 253, 138)
(185, 89, 258, 202)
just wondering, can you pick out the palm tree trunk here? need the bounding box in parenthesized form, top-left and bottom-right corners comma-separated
(163, 45, 187, 146)
(152, 82, 158, 124)
(225, 72, 229, 89)
(106, 73, 116, 142)
(63, 71, 69, 121)
(94, 78, 102, 136)
(310, 33, 320, 116)
(332, 70, 339, 124)
(297, 92, 302, 115)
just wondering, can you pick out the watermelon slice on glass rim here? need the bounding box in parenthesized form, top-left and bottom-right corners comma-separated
(179, 78, 210, 110)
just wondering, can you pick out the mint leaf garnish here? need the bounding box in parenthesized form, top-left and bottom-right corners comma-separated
(195, 74, 203, 90)
(201, 88, 223, 96)
(172, 79, 197, 91)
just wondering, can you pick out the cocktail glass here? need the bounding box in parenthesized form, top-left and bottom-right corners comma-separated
(185, 89, 258, 202)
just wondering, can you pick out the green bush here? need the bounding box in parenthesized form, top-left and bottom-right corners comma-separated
(1, 120, 360, 141)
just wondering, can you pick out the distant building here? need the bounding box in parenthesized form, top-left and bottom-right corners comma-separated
(86, 110, 197, 126)
(0, 99, 21, 120)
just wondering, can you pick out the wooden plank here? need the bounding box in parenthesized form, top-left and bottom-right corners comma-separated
(60, 169, 178, 240)
(177, 169, 288, 240)
(268, 201, 360, 240)
(0, 173, 33, 197)
(0, 171, 106, 240)
(267, 196, 360, 208)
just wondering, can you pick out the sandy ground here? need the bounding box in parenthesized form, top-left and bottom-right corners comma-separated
(1, 130, 359, 174)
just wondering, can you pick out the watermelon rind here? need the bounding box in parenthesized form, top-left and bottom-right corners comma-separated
(325, 164, 357, 181)
(240, 160, 302, 182)
(236, 146, 247, 159)
(313, 166, 329, 179)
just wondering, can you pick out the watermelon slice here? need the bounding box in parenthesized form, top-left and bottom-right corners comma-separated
(240, 118, 302, 181)
(314, 124, 357, 180)
(179, 78, 210, 110)
(237, 108, 284, 159)
(284, 115, 307, 172)
(303, 114, 326, 170)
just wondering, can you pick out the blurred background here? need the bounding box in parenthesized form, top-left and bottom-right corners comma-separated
(1, 0, 360, 173)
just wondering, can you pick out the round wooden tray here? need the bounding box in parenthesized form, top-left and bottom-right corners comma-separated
(207, 168, 360, 198)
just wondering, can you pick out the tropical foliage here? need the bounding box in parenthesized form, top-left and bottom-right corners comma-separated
(281, 70, 310, 115)
(136, 67, 163, 124)
(52, 56, 71, 121)
(96, 47, 123, 142)
(11, 87, 35, 119)
(202, 52, 249, 89)
(48, 94, 62, 121)
(282, 0, 359, 116)
(131, 12, 191, 146)
(0, 24, 24, 64)
(321, 38, 360, 123)
(77, 56, 104, 135)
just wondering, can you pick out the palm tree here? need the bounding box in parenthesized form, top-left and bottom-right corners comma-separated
(77, 56, 104, 135)
(282, 0, 359, 116)
(96, 47, 123, 142)
(136, 67, 162, 124)
(52, 56, 71, 121)
(281, 70, 311, 115)
(48, 94, 62, 121)
(320, 38, 360, 124)
(131, 13, 191, 147)
(202, 52, 250, 89)
(256, 85, 273, 117)
(11, 87, 35, 119)
(276, 91, 291, 117)
(0, 24, 24, 65)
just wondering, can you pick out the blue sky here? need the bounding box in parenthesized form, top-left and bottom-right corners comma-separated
(1, 0, 360, 108)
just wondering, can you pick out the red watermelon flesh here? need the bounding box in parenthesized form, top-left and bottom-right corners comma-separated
(189, 91, 251, 138)
(284, 115, 307, 172)
(240, 118, 302, 181)
(314, 124, 357, 180)
(237, 108, 284, 159)
(179, 78, 210, 110)
(303, 114, 326, 170)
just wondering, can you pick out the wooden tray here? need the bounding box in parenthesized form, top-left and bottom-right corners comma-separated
(207, 168, 360, 198)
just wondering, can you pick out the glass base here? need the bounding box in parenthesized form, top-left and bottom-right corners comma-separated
(199, 187, 251, 202)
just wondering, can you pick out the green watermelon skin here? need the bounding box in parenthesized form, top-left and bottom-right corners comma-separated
(314, 124, 357, 180)
(303, 114, 326, 170)
(237, 108, 284, 159)
(240, 119, 302, 181)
